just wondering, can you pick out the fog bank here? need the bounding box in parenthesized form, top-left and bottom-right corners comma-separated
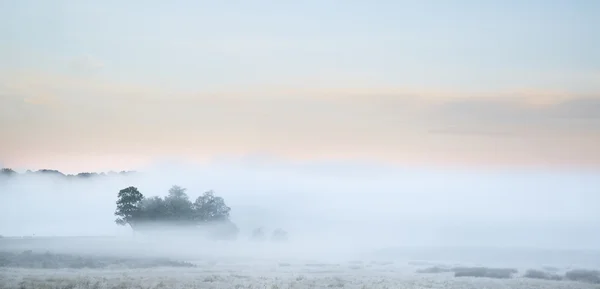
(1, 160, 599, 251)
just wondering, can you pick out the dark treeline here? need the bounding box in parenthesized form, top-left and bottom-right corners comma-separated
(114, 186, 239, 240)
(0, 168, 135, 178)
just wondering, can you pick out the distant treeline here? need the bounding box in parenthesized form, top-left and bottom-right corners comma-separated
(0, 168, 135, 178)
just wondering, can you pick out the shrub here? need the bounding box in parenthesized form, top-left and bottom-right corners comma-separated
(416, 266, 451, 274)
(453, 267, 517, 279)
(271, 228, 288, 242)
(564, 269, 600, 284)
(251, 227, 266, 241)
(523, 269, 562, 281)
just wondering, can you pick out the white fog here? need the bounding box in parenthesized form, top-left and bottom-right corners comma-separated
(3, 160, 600, 288)
(2, 159, 599, 249)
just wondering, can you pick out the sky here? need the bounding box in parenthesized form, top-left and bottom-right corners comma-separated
(1, 0, 599, 172)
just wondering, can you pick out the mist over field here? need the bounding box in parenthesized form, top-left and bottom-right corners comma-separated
(2, 161, 600, 288)
(2, 159, 600, 250)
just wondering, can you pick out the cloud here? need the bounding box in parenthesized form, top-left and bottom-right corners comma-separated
(68, 54, 105, 74)
(431, 95, 600, 132)
(427, 127, 518, 137)
(23, 94, 56, 106)
(432, 98, 538, 125)
(1, 70, 599, 168)
(550, 97, 600, 119)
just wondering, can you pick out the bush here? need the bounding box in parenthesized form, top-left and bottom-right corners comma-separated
(453, 267, 517, 279)
(564, 269, 600, 284)
(416, 266, 451, 274)
(198, 221, 239, 241)
(523, 269, 562, 281)
(271, 228, 288, 242)
(250, 227, 266, 241)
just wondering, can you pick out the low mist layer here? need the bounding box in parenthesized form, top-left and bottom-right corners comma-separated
(2, 160, 600, 259)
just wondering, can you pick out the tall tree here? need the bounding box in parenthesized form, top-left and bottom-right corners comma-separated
(167, 185, 187, 199)
(115, 186, 144, 227)
(140, 196, 169, 221)
(193, 190, 231, 222)
(164, 185, 194, 223)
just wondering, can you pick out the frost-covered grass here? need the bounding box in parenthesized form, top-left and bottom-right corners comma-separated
(2, 237, 600, 289)
(524, 269, 563, 281)
(415, 266, 518, 278)
(0, 251, 195, 269)
(1, 266, 597, 289)
(416, 265, 600, 284)
(416, 266, 452, 274)
(1, 259, 599, 289)
(452, 267, 518, 279)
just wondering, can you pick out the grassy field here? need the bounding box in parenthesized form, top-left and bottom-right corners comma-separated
(1, 237, 599, 289)
(2, 262, 598, 289)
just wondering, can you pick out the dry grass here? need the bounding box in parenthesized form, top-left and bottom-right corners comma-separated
(1, 248, 599, 288)
(452, 267, 518, 279)
(0, 251, 195, 269)
(1, 264, 599, 289)
(416, 266, 518, 279)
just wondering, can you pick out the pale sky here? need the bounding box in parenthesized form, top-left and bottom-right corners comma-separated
(1, 0, 599, 171)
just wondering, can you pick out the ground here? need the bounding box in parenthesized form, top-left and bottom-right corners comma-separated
(2, 263, 597, 289)
(1, 237, 599, 289)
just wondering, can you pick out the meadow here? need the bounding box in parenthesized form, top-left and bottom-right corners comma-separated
(2, 237, 599, 289)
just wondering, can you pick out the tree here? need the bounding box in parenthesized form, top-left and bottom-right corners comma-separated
(193, 191, 231, 222)
(1, 168, 16, 176)
(271, 228, 288, 242)
(164, 186, 194, 223)
(36, 169, 65, 177)
(76, 172, 98, 178)
(167, 185, 187, 199)
(115, 186, 144, 227)
(140, 196, 169, 221)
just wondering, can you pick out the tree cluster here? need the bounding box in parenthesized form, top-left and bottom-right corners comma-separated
(114, 186, 238, 240)
(0, 168, 135, 179)
(1, 168, 17, 177)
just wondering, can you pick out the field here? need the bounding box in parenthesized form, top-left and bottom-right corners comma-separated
(3, 266, 595, 289)
(2, 237, 600, 289)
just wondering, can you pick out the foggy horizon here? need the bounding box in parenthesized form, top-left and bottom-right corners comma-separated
(2, 158, 599, 252)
